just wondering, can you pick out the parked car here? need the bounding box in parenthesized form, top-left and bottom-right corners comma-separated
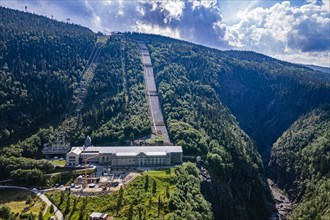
(111, 182, 119, 187)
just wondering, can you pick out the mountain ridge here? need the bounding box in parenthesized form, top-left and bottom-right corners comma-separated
(0, 7, 329, 219)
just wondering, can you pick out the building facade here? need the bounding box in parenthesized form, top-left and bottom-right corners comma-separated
(66, 146, 183, 167)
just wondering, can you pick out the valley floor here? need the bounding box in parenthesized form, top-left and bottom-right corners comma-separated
(268, 179, 294, 220)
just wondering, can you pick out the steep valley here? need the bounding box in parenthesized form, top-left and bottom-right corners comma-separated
(269, 105, 330, 219)
(0, 7, 329, 220)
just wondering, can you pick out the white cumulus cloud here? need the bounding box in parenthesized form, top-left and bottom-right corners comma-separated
(224, 1, 330, 66)
(1, 0, 329, 66)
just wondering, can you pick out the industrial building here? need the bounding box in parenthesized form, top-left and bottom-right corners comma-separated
(42, 130, 71, 158)
(66, 145, 183, 167)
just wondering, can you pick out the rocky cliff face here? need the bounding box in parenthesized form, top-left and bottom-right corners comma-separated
(200, 166, 274, 220)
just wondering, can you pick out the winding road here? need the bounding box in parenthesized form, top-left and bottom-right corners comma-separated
(0, 185, 64, 220)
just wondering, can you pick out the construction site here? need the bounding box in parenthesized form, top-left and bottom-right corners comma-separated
(65, 168, 141, 195)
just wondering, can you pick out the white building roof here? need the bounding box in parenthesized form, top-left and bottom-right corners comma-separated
(116, 152, 138, 157)
(145, 152, 167, 156)
(90, 212, 108, 218)
(73, 145, 182, 156)
(68, 147, 83, 155)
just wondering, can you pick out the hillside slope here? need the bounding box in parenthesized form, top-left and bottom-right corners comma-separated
(0, 7, 151, 153)
(0, 8, 274, 220)
(129, 33, 274, 219)
(217, 51, 330, 161)
(269, 105, 330, 219)
(0, 8, 211, 220)
(1, 7, 329, 220)
(0, 7, 95, 144)
(0, 8, 151, 185)
(126, 34, 330, 163)
(128, 33, 330, 219)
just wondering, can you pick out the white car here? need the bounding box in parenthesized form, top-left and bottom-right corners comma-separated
(31, 188, 38, 192)
(88, 183, 96, 188)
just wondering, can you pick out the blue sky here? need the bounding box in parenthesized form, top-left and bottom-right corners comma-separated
(2, 0, 329, 67)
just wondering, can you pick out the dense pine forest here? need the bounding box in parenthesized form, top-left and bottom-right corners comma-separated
(0, 7, 151, 183)
(0, 7, 96, 144)
(128, 33, 330, 162)
(131, 35, 273, 219)
(127, 33, 329, 219)
(269, 105, 330, 219)
(0, 6, 329, 220)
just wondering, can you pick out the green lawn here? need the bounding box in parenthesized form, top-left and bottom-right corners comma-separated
(50, 160, 66, 167)
(44, 206, 56, 220)
(0, 189, 46, 219)
(46, 168, 177, 220)
(48, 167, 96, 187)
(145, 168, 175, 177)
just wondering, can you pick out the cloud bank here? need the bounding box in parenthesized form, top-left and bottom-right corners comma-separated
(1, 0, 329, 67)
(224, 1, 330, 66)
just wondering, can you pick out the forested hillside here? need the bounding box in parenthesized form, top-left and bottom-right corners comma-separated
(0, 7, 150, 188)
(1, 6, 329, 220)
(127, 34, 330, 163)
(219, 51, 330, 161)
(127, 33, 330, 219)
(128, 33, 274, 219)
(269, 105, 330, 219)
(0, 8, 212, 219)
(60, 35, 151, 146)
(0, 7, 96, 144)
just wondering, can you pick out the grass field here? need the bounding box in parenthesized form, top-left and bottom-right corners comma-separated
(145, 168, 175, 178)
(43, 206, 56, 220)
(50, 160, 66, 167)
(48, 167, 96, 187)
(46, 168, 178, 219)
(0, 189, 46, 219)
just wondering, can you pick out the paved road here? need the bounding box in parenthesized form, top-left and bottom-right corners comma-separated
(0, 185, 64, 220)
